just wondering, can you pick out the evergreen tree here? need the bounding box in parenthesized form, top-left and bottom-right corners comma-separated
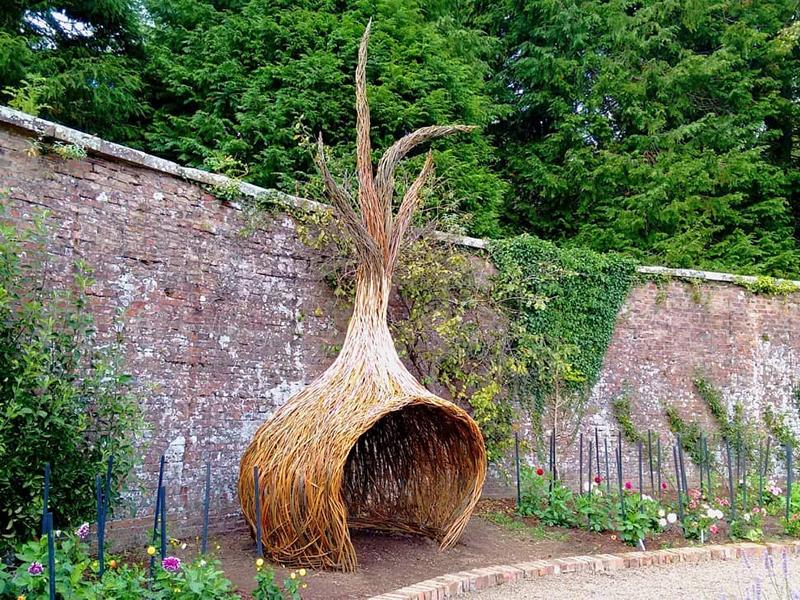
(141, 0, 506, 236)
(489, 0, 800, 277)
(0, 0, 148, 141)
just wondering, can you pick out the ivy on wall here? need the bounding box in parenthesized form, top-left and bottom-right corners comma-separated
(488, 234, 638, 422)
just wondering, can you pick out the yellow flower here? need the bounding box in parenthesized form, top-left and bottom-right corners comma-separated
(255, 558, 264, 568)
(298, 568, 306, 577)
(17, 595, 27, 600)
(146, 546, 156, 556)
(302, 583, 308, 589)
(174, 588, 180, 593)
(215, 543, 221, 550)
(169, 538, 180, 547)
(290, 572, 297, 579)
(109, 559, 118, 569)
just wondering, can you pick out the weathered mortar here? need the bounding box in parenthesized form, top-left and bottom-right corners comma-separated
(1, 106, 800, 542)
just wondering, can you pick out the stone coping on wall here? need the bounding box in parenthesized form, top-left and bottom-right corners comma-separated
(2, 105, 799, 288)
(368, 540, 800, 599)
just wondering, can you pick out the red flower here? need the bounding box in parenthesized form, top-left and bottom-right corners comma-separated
(624, 481, 633, 490)
(661, 482, 668, 490)
(536, 467, 544, 476)
(594, 475, 602, 484)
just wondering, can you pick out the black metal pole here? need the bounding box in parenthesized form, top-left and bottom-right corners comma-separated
(726, 443, 736, 521)
(657, 436, 662, 499)
(45, 512, 55, 600)
(648, 430, 655, 496)
(604, 435, 611, 493)
(617, 434, 625, 517)
(579, 433, 584, 495)
(42, 462, 50, 535)
(676, 433, 688, 493)
(698, 434, 704, 496)
(96, 475, 105, 577)
(588, 440, 594, 495)
(758, 441, 764, 506)
(638, 440, 644, 501)
(742, 451, 748, 509)
(150, 456, 165, 576)
(673, 445, 684, 530)
(594, 427, 601, 479)
(787, 444, 793, 522)
(160, 485, 167, 560)
(202, 461, 211, 554)
(704, 435, 711, 493)
(514, 432, 521, 508)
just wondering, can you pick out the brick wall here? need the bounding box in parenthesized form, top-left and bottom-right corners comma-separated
(2, 110, 799, 544)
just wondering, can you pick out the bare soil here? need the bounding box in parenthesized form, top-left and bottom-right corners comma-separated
(212, 499, 636, 599)
(167, 498, 793, 599)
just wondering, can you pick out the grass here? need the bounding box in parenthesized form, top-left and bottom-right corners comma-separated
(481, 511, 568, 541)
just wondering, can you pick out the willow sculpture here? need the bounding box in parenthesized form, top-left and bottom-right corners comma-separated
(238, 22, 487, 571)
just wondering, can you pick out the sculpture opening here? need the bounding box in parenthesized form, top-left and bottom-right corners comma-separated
(238, 20, 487, 571)
(344, 403, 487, 540)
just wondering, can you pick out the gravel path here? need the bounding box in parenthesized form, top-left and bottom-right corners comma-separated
(469, 553, 800, 599)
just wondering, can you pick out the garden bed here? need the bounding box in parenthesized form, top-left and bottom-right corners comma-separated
(196, 496, 797, 599)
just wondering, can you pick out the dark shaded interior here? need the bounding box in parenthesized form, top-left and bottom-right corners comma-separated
(342, 403, 481, 539)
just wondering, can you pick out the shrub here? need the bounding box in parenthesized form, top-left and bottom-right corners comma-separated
(0, 204, 146, 551)
(0, 526, 242, 599)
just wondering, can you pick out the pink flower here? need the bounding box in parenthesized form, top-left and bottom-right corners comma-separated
(709, 525, 719, 535)
(75, 522, 90, 540)
(27, 562, 44, 576)
(536, 468, 544, 476)
(624, 481, 633, 490)
(661, 482, 668, 490)
(594, 475, 602, 484)
(162, 556, 181, 572)
(688, 488, 701, 500)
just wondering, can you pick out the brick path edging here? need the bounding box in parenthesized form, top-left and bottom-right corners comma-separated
(368, 541, 800, 599)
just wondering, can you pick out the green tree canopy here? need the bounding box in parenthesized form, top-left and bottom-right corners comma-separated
(488, 0, 800, 277)
(141, 0, 506, 236)
(0, 0, 148, 140)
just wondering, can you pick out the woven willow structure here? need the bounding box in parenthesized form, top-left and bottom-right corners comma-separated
(238, 22, 487, 571)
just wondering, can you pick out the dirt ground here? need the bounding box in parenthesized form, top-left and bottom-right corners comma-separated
(167, 498, 790, 599)
(210, 499, 639, 599)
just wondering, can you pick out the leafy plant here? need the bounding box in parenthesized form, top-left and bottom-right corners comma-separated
(615, 494, 661, 546)
(574, 487, 615, 532)
(730, 507, 766, 542)
(0, 204, 146, 551)
(253, 565, 306, 600)
(612, 394, 643, 443)
(0, 526, 241, 599)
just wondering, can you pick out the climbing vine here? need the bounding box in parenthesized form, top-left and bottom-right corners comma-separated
(664, 406, 703, 465)
(612, 394, 643, 443)
(488, 234, 637, 425)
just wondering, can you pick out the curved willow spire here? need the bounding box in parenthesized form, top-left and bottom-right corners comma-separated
(238, 21, 486, 572)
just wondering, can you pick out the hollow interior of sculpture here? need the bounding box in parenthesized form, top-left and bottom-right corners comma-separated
(342, 402, 482, 539)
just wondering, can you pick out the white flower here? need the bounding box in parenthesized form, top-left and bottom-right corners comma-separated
(658, 518, 667, 528)
(667, 512, 678, 524)
(658, 508, 666, 518)
(199, 559, 207, 567)
(54, 530, 61, 538)
(583, 482, 590, 492)
(180, 542, 187, 550)
(715, 509, 724, 519)
(744, 513, 751, 522)
(642, 494, 653, 502)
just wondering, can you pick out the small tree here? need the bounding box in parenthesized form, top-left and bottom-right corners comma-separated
(0, 203, 145, 552)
